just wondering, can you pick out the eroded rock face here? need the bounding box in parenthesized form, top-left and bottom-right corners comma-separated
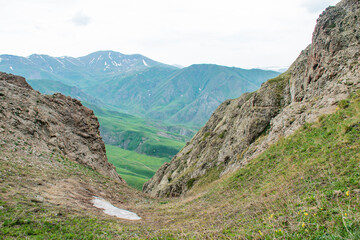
(143, 0, 360, 197)
(0, 72, 33, 90)
(0, 73, 124, 183)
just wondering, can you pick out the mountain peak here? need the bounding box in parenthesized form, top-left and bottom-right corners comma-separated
(28, 53, 51, 58)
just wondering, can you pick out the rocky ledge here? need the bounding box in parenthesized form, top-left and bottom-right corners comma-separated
(0, 72, 124, 183)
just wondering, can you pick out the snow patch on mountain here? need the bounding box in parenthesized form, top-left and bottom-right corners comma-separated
(55, 58, 65, 67)
(39, 55, 46, 62)
(112, 61, 122, 67)
(91, 197, 141, 220)
(143, 59, 148, 67)
(97, 55, 102, 63)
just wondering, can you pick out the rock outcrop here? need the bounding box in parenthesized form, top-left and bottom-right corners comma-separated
(143, 0, 360, 197)
(0, 72, 124, 183)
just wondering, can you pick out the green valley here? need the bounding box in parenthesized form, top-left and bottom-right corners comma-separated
(105, 145, 169, 190)
(27, 78, 192, 188)
(3, 53, 278, 189)
(91, 105, 190, 158)
(91, 107, 191, 189)
(26, 78, 194, 188)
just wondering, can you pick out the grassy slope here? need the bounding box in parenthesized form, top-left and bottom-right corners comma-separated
(180, 92, 360, 238)
(1, 93, 359, 239)
(97, 112, 187, 158)
(106, 145, 169, 190)
(0, 148, 152, 239)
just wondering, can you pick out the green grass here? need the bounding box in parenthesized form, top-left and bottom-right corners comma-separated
(95, 107, 189, 159)
(186, 91, 360, 238)
(0, 201, 119, 239)
(267, 71, 291, 84)
(106, 145, 169, 190)
(0, 151, 154, 239)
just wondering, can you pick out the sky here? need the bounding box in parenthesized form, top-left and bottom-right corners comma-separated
(0, 0, 340, 69)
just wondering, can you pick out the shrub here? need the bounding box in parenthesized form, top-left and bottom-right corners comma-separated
(338, 99, 350, 109)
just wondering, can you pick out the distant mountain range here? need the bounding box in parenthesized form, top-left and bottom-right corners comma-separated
(0, 51, 175, 89)
(0, 51, 280, 127)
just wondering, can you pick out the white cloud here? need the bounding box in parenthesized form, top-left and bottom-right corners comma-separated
(71, 11, 91, 26)
(0, 0, 342, 69)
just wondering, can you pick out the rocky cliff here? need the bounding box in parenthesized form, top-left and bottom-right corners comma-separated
(0, 72, 124, 183)
(143, 0, 360, 197)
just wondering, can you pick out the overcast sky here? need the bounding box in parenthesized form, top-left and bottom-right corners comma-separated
(0, 0, 340, 69)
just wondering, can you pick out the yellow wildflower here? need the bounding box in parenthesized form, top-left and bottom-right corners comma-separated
(346, 191, 350, 196)
(304, 212, 309, 216)
(269, 214, 274, 219)
(258, 230, 263, 236)
(302, 223, 305, 228)
(345, 213, 348, 216)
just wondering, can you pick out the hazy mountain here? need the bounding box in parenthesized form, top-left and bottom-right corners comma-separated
(146, 64, 280, 126)
(87, 63, 280, 126)
(27, 79, 103, 106)
(0, 51, 176, 88)
(85, 66, 179, 112)
(0, 51, 279, 127)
